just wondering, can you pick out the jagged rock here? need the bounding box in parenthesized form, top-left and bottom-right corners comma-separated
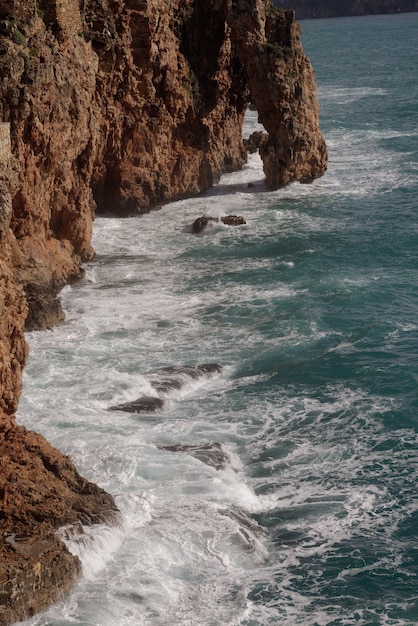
(244, 130, 268, 154)
(0, 0, 327, 621)
(227, 3, 328, 189)
(192, 215, 246, 233)
(109, 396, 164, 414)
(0, 0, 326, 329)
(158, 442, 230, 470)
(109, 364, 222, 412)
(221, 215, 247, 227)
(0, 165, 27, 419)
(0, 423, 119, 625)
(147, 363, 222, 393)
(219, 507, 267, 552)
(220, 507, 267, 537)
(192, 216, 220, 234)
(0, 542, 82, 626)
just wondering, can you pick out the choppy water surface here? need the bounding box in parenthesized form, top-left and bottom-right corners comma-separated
(18, 13, 418, 626)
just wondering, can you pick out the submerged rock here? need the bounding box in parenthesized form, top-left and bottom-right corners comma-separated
(109, 396, 164, 414)
(192, 215, 246, 234)
(219, 507, 268, 552)
(108, 364, 222, 413)
(158, 442, 230, 470)
(147, 363, 222, 394)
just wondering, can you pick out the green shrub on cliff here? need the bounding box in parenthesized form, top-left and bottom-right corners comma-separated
(12, 29, 25, 44)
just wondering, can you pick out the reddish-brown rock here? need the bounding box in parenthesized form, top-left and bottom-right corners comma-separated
(0, 421, 119, 625)
(228, 3, 328, 188)
(0, 161, 28, 420)
(0, 0, 327, 622)
(0, 167, 118, 625)
(1, 0, 326, 326)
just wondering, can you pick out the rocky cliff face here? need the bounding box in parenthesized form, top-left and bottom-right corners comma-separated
(228, 2, 327, 187)
(0, 0, 327, 328)
(0, 163, 119, 625)
(0, 0, 326, 623)
(273, 0, 418, 19)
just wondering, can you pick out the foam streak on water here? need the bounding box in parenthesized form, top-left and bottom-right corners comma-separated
(18, 13, 418, 626)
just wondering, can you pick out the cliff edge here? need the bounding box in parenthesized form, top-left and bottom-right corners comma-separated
(0, 0, 326, 623)
(0, 162, 119, 626)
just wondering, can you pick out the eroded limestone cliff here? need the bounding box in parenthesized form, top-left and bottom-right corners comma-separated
(0, 0, 327, 622)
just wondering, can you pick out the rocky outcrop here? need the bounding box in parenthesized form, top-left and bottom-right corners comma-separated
(0, 139, 117, 626)
(0, 161, 28, 422)
(109, 363, 223, 412)
(227, 3, 327, 187)
(273, 0, 418, 19)
(158, 442, 231, 470)
(0, 421, 119, 625)
(110, 396, 165, 414)
(192, 214, 246, 233)
(0, 0, 326, 622)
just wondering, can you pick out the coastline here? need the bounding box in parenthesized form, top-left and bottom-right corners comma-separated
(0, 0, 327, 622)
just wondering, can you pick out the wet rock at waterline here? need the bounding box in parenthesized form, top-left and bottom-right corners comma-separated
(147, 363, 222, 394)
(108, 363, 222, 413)
(244, 130, 267, 154)
(109, 396, 164, 414)
(158, 442, 230, 470)
(192, 215, 246, 234)
(222, 215, 247, 227)
(219, 507, 268, 553)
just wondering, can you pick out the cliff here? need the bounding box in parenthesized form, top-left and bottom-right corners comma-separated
(0, 160, 119, 625)
(272, 0, 418, 19)
(0, 0, 326, 623)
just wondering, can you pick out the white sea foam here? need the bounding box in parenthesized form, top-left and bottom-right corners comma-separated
(318, 85, 388, 104)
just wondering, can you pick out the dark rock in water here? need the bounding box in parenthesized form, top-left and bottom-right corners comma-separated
(219, 507, 267, 552)
(192, 215, 246, 234)
(221, 215, 246, 227)
(109, 396, 164, 414)
(243, 130, 268, 154)
(220, 507, 267, 537)
(192, 216, 220, 234)
(150, 363, 222, 377)
(158, 442, 230, 470)
(146, 363, 222, 394)
(108, 364, 222, 413)
(151, 377, 184, 394)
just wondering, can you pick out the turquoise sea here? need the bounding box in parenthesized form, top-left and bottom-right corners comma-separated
(18, 12, 418, 626)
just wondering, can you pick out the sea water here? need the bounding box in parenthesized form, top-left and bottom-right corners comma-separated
(17, 12, 418, 626)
